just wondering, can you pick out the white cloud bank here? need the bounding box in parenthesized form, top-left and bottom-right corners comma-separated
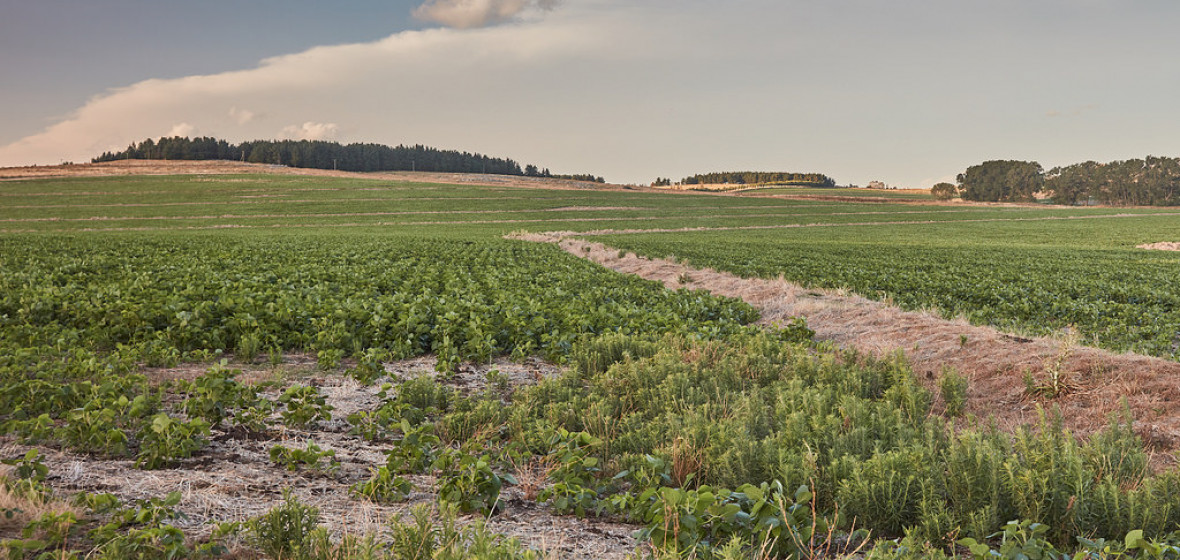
(0, 19, 602, 168)
(281, 122, 338, 141)
(228, 107, 257, 125)
(413, 0, 560, 29)
(166, 122, 198, 138)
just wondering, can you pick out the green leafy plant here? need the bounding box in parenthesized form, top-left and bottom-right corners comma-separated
(350, 467, 413, 504)
(74, 492, 122, 515)
(345, 386, 408, 441)
(57, 393, 153, 457)
(347, 347, 390, 385)
(2, 449, 49, 484)
(268, 441, 340, 473)
(2, 413, 55, 444)
(0, 511, 77, 559)
(959, 520, 1063, 560)
(180, 363, 263, 428)
(93, 524, 192, 560)
(536, 428, 606, 516)
(277, 385, 334, 429)
(86, 491, 192, 560)
(135, 413, 210, 469)
(385, 419, 441, 474)
(434, 449, 516, 515)
(316, 348, 345, 370)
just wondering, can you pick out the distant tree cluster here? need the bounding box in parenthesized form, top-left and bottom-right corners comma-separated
(679, 171, 836, 187)
(519, 163, 604, 182)
(954, 157, 1180, 206)
(651, 177, 673, 187)
(956, 160, 1044, 202)
(1046, 157, 1180, 206)
(551, 173, 606, 183)
(93, 136, 604, 181)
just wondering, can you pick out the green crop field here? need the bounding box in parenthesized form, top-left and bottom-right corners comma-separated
(736, 186, 936, 200)
(4, 171, 1180, 559)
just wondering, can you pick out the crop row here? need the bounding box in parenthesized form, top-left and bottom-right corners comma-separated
(0, 234, 756, 373)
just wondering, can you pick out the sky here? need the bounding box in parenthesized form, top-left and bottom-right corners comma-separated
(2, 0, 1180, 187)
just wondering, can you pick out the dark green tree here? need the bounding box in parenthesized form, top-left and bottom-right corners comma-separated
(92, 136, 616, 179)
(678, 171, 836, 187)
(957, 160, 1043, 202)
(930, 182, 958, 200)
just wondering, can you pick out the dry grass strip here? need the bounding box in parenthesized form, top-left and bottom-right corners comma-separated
(530, 234, 1180, 468)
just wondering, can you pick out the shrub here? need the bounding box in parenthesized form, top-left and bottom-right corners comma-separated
(388, 503, 541, 560)
(245, 490, 321, 559)
(938, 369, 968, 418)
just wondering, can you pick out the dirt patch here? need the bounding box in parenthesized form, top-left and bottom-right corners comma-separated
(0, 354, 635, 557)
(543, 236, 1180, 469)
(1138, 242, 1180, 251)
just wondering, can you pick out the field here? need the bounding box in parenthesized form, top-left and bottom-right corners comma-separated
(734, 187, 936, 200)
(4, 164, 1180, 559)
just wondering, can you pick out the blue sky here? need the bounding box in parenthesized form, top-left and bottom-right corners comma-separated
(1, 1, 421, 140)
(3, 1, 1180, 187)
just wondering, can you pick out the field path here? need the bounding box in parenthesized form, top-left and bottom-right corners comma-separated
(526, 233, 1180, 465)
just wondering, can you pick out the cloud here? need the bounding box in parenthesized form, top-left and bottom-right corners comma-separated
(280, 122, 338, 141)
(166, 122, 197, 137)
(412, 0, 560, 29)
(0, 17, 617, 170)
(229, 107, 256, 125)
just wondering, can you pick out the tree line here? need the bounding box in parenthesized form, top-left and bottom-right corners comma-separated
(92, 136, 603, 181)
(678, 171, 836, 187)
(935, 157, 1180, 206)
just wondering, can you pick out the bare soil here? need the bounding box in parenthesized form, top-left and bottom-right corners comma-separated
(1139, 242, 1180, 251)
(1, 354, 638, 558)
(535, 234, 1180, 469)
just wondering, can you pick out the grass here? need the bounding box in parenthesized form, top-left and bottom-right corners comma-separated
(739, 186, 935, 199)
(5, 174, 1179, 233)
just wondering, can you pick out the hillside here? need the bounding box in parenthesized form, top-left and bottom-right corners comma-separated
(0, 159, 615, 191)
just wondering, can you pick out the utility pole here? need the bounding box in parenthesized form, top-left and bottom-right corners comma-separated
(332, 158, 338, 171)
(411, 159, 415, 172)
